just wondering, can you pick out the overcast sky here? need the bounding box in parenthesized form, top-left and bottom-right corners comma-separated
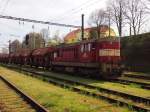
(0, 0, 109, 51)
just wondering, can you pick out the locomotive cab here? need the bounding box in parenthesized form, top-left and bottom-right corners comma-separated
(79, 41, 96, 63)
(78, 38, 122, 78)
(97, 38, 122, 77)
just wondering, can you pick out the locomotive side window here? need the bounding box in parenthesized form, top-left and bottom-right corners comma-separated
(88, 43, 91, 52)
(81, 43, 92, 52)
(54, 52, 57, 58)
(85, 44, 87, 52)
(60, 49, 63, 57)
(57, 51, 60, 57)
(86, 43, 90, 52)
(92, 43, 96, 50)
(74, 48, 77, 57)
(81, 44, 84, 52)
(84, 44, 87, 52)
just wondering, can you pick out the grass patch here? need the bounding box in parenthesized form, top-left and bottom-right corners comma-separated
(129, 83, 141, 88)
(0, 66, 132, 112)
(92, 82, 150, 98)
(22, 66, 150, 98)
(42, 68, 149, 97)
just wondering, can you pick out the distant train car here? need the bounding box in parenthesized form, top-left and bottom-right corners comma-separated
(31, 47, 54, 68)
(9, 53, 15, 64)
(14, 51, 22, 64)
(20, 49, 32, 65)
(0, 54, 3, 63)
(0, 53, 9, 63)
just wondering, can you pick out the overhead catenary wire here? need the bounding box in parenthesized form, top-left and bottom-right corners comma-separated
(0, 15, 81, 28)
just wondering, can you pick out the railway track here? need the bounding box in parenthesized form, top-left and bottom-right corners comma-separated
(124, 72, 150, 80)
(5, 64, 150, 89)
(118, 72, 150, 89)
(4, 65, 150, 112)
(6, 63, 150, 90)
(110, 77, 150, 90)
(24, 69, 150, 112)
(0, 75, 48, 112)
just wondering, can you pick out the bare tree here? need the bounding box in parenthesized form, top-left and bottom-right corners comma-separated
(108, 0, 126, 37)
(124, 0, 147, 35)
(88, 9, 108, 38)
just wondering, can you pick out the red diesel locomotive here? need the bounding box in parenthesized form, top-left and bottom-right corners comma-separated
(0, 38, 122, 78)
(52, 38, 121, 77)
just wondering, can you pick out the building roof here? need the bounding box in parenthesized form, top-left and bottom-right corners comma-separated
(64, 26, 116, 43)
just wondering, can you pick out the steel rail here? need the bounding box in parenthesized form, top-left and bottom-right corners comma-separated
(0, 75, 48, 112)
(109, 78, 150, 89)
(123, 73, 150, 80)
